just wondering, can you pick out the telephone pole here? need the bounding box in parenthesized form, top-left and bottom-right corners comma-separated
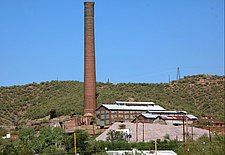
(142, 122, 145, 142)
(74, 132, 77, 155)
(182, 114, 186, 155)
(136, 116, 138, 142)
(155, 140, 157, 155)
(186, 116, 189, 155)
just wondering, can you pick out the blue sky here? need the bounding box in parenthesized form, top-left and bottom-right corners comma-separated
(0, 0, 224, 86)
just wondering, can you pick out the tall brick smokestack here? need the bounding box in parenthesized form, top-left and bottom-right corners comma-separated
(84, 2, 96, 115)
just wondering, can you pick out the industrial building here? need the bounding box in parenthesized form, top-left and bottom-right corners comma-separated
(95, 101, 165, 126)
(132, 110, 198, 125)
(95, 101, 198, 126)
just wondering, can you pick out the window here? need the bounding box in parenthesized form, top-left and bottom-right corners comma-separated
(118, 111, 124, 114)
(118, 114, 124, 120)
(124, 111, 129, 114)
(106, 113, 109, 119)
(100, 110, 105, 114)
(130, 115, 134, 120)
(111, 113, 115, 119)
(130, 111, 135, 115)
(111, 111, 117, 114)
(125, 115, 129, 119)
(101, 114, 105, 119)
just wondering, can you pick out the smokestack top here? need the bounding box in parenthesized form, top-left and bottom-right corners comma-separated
(84, 1, 95, 7)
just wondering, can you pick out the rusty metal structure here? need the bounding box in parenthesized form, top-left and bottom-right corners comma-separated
(83, 2, 96, 116)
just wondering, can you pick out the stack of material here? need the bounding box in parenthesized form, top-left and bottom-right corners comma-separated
(96, 122, 209, 142)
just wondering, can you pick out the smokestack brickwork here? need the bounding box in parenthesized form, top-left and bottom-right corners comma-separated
(84, 2, 96, 115)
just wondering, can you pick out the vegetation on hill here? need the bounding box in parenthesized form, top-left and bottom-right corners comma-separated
(0, 74, 224, 127)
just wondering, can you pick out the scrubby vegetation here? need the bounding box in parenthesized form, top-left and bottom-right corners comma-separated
(1, 127, 224, 155)
(0, 74, 224, 127)
(0, 126, 66, 154)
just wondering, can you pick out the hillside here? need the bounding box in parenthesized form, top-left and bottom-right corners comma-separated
(0, 74, 224, 127)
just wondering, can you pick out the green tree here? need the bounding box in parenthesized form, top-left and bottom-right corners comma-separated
(38, 126, 64, 152)
(2, 142, 18, 155)
(64, 134, 74, 153)
(52, 127, 63, 147)
(106, 130, 126, 142)
(19, 127, 35, 145)
(74, 129, 89, 154)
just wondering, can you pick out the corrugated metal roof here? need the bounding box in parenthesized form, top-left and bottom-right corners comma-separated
(160, 115, 197, 120)
(115, 101, 155, 105)
(101, 104, 165, 111)
(142, 113, 159, 119)
(186, 114, 198, 120)
(140, 112, 197, 120)
(148, 110, 187, 114)
(160, 115, 183, 120)
(169, 120, 184, 125)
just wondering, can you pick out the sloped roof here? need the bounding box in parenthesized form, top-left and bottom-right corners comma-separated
(115, 101, 155, 105)
(159, 115, 197, 120)
(98, 104, 165, 111)
(139, 111, 197, 120)
(186, 114, 198, 120)
(142, 113, 159, 119)
(148, 110, 187, 114)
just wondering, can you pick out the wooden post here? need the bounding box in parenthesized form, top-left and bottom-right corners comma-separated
(136, 116, 138, 142)
(208, 125, 212, 155)
(92, 121, 95, 135)
(182, 114, 186, 155)
(155, 140, 157, 155)
(142, 122, 144, 142)
(74, 132, 77, 155)
(73, 116, 77, 155)
(208, 125, 211, 142)
(186, 116, 189, 155)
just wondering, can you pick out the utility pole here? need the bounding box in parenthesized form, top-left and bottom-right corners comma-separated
(168, 75, 171, 83)
(136, 116, 138, 142)
(92, 116, 96, 135)
(142, 122, 145, 142)
(155, 140, 157, 155)
(182, 114, 186, 155)
(74, 132, 77, 155)
(92, 122, 95, 136)
(208, 125, 211, 142)
(208, 124, 212, 155)
(186, 116, 189, 155)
